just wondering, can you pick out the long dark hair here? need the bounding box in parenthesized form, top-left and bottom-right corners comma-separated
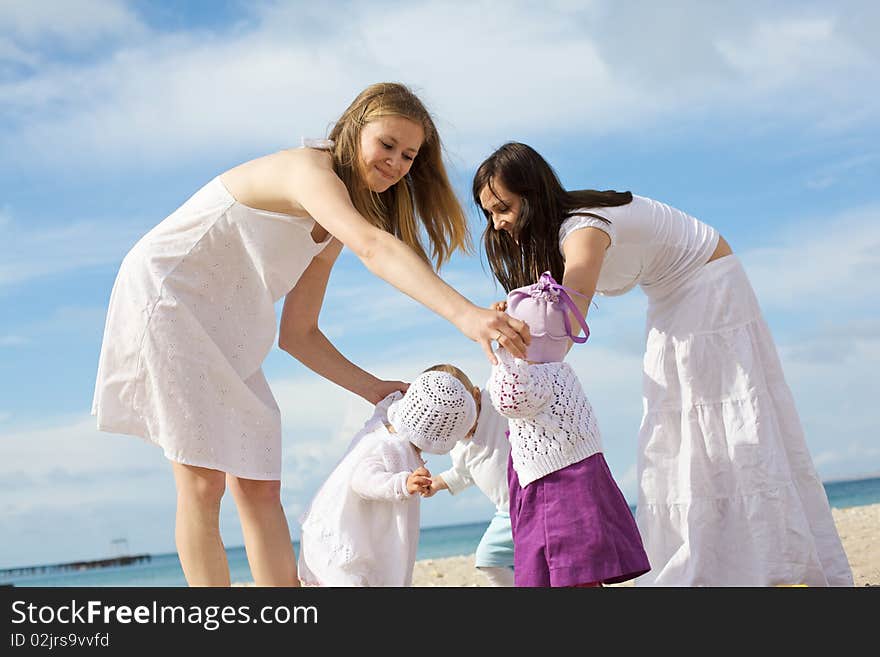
(473, 142, 632, 292)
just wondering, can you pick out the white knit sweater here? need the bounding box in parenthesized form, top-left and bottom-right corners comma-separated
(488, 349, 603, 487)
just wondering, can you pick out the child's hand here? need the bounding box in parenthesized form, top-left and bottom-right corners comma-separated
(406, 466, 432, 496)
(490, 300, 507, 313)
(422, 474, 448, 498)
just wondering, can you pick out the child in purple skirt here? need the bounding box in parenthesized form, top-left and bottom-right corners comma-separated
(487, 272, 650, 587)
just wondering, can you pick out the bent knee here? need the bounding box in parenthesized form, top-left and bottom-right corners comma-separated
(227, 476, 282, 505)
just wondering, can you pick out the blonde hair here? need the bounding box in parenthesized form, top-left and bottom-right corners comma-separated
(327, 82, 471, 270)
(423, 363, 476, 397)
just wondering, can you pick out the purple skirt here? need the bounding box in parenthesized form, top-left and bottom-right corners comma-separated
(509, 452, 651, 587)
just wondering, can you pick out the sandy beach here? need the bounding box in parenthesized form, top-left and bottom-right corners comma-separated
(234, 503, 876, 587)
(411, 503, 879, 587)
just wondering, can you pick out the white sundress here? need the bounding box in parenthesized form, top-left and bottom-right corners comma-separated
(559, 196, 853, 586)
(92, 175, 333, 480)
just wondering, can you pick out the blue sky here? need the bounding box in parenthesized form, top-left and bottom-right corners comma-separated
(1, 0, 878, 569)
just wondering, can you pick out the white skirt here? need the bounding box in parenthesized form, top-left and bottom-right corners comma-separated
(634, 255, 853, 586)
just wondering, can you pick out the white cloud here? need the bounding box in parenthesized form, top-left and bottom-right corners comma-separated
(805, 153, 878, 191)
(0, 0, 144, 48)
(0, 35, 37, 69)
(0, 212, 146, 288)
(813, 441, 880, 473)
(0, 412, 242, 565)
(0, 19, 369, 167)
(717, 17, 862, 90)
(0, 415, 165, 478)
(740, 204, 880, 312)
(1, 1, 877, 171)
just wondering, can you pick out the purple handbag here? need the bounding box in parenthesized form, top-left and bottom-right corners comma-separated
(505, 271, 590, 363)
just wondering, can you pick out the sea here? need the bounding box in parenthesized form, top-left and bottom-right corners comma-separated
(4, 476, 879, 588)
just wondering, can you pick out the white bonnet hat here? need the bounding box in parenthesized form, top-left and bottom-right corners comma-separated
(387, 371, 478, 455)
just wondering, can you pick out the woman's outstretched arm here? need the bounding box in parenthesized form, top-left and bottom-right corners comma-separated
(284, 149, 530, 364)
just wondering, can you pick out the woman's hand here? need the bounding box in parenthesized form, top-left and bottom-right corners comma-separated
(460, 305, 530, 365)
(365, 379, 409, 405)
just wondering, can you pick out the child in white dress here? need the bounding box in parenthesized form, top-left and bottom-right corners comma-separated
(297, 365, 479, 587)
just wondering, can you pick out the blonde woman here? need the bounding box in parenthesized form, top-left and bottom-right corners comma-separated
(92, 83, 529, 587)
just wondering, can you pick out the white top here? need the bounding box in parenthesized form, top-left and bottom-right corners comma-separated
(558, 194, 719, 300)
(92, 175, 333, 480)
(437, 389, 511, 512)
(487, 350, 602, 487)
(298, 392, 424, 587)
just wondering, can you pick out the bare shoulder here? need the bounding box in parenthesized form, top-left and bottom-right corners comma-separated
(219, 148, 337, 215)
(223, 148, 333, 183)
(266, 146, 334, 171)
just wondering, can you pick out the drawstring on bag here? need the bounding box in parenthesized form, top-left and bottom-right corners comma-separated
(508, 271, 591, 343)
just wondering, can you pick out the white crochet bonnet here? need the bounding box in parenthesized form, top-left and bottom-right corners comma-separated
(387, 371, 478, 455)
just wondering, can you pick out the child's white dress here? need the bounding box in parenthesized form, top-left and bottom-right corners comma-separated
(92, 176, 333, 480)
(298, 392, 424, 587)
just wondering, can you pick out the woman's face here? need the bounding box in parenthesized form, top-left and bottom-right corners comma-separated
(479, 176, 522, 239)
(358, 116, 424, 193)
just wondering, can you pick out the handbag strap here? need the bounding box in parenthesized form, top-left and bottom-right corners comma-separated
(538, 272, 591, 344)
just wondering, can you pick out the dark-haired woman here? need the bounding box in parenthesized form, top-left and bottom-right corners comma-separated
(473, 141, 852, 586)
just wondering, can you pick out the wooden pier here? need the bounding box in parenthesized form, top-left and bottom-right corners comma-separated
(0, 553, 151, 580)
